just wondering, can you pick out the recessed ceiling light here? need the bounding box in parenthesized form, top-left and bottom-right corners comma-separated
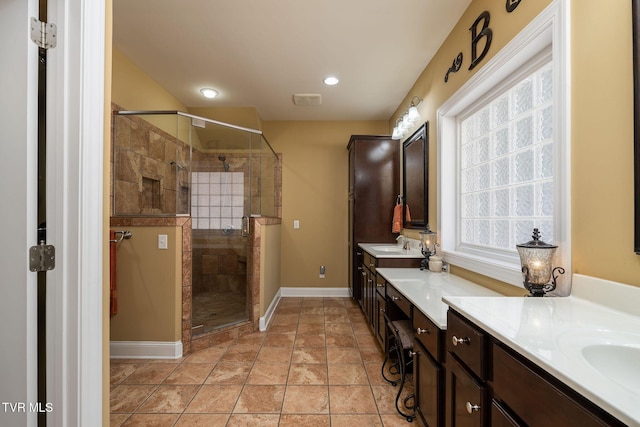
(200, 88, 219, 99)
(323, 76, 339, 86)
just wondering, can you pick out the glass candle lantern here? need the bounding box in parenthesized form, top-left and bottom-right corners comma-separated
(516, 228, 564, 297)
(419, 224, 438, 270)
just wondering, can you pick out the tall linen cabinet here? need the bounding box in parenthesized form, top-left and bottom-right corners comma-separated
(347, 135, 399, 305)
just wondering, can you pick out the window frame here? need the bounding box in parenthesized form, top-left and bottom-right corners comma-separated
(437, 0, 571, 294)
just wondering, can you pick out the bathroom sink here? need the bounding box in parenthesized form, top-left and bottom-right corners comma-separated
(371, 245, 405, 252)
(581, 345, 640, 394)
(556, 329, 640, 396)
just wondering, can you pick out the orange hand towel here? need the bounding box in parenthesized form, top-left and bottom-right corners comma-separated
(392, 203, 403, 233)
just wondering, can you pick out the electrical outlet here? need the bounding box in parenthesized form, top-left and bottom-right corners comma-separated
(158, 234, 168, 249)
(319, 265, 325, 278)
(294, 220, 300, 229)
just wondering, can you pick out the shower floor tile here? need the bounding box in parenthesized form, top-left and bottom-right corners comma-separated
(192, 290, 249, 333)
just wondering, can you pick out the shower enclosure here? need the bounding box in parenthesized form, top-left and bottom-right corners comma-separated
(112, 108, 278, 338)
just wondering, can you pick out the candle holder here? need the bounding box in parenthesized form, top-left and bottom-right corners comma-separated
(516, 228, 565, 297)
(419, 224, 438, 270)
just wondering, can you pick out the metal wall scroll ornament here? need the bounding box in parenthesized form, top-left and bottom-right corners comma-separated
(506, 0, 523, 13)
(444, 52, 463, 82)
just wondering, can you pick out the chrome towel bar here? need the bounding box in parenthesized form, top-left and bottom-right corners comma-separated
(110, 230, 132, 243)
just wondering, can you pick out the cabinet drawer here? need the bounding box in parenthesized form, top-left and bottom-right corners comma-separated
(446, 310, 487, 380)
(375, 275, 386, 297)
(413, 310, 442, 362)
(387, 285, 411, 318)
(492, 343, 623, 427)
(363, 252, 376, 270)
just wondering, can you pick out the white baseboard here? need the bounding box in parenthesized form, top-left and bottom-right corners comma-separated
(259, 288, 282, 331)
(279, 287, 350, 297)
(110, 340, 183, 359)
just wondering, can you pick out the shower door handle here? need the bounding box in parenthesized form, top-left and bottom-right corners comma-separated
(242, 216, 249, 237)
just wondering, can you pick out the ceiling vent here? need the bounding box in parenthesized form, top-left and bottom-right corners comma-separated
(293, 94, 322, 106)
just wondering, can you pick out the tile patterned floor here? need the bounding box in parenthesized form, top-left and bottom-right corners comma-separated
(110, 297, 414, 426)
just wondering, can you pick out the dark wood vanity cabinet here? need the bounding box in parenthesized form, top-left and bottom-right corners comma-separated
(347, 135, 399, 301)
(445, 310, 626, 427)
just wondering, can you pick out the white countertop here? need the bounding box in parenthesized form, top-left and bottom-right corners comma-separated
(375, 268, 500, 329)
(358, 242, 424, 259)
(443, 275, 640, 426)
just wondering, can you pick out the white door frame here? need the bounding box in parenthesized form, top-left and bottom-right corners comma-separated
(0, 0, 39, 423)
(46, 0, 105, 425)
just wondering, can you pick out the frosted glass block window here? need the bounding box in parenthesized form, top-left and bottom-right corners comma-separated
(458, 62, 554, 251)
(438, 4, 569, 290)
(191, 172, 244, 230)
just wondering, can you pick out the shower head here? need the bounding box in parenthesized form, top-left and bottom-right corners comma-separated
(169, 160, 185, 171)
(218, 155, 230, 172)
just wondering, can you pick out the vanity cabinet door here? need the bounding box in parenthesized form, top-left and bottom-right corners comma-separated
(414, 340, 443, 427)
(374, 288, 386, 348)
(446, 354, 487, 427)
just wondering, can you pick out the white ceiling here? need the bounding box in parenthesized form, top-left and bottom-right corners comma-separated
(112, 0, 471, 121)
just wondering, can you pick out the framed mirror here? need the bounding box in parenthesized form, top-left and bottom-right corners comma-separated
(634, 0, 640, 253)
(403, 122, 428, 229)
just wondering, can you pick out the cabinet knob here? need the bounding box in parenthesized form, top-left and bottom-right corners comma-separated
(376, 283, 384, 288)
(451, 335, 470, 346)
(379, 309, 385, 313)
(408, 350, 420, 357)
(369, 263, 375, 268)
(465, 402, 481, 414)
(391, 296, 401, 301)
(416, 328, 430, 335)
(361, 271, 367, 277)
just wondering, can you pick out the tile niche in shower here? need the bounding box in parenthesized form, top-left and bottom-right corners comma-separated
(191, 172, 244, 230)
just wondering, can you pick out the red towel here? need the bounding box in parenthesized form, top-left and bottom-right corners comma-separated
(110, 230, 118, 317)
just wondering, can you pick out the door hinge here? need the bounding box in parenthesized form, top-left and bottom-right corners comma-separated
(29, 242, 56, 272)
(30, 17, 57, 49)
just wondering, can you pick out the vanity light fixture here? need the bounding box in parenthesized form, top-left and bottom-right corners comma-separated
(323, 76, 339, 86)
(200, 88, 219, 99)
(419, 224, 439, 270)
(392, 96, 423, 140)
(516, 228, 565, 297)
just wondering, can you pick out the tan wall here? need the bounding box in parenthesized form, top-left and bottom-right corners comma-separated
(392, 0, 552, 296)
(109, 226, 182, 342)
(571, 1, 638, 286)
(263, 121, 389, 288)
(392, 0, 640, 292)
(260, 223, 282, 315)
(112, 48, 187, 112)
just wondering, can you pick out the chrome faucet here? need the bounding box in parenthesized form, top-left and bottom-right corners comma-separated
(396, 235, 410, 250)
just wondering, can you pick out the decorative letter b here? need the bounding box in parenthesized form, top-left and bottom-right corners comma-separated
(469, 11, 492, 71)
